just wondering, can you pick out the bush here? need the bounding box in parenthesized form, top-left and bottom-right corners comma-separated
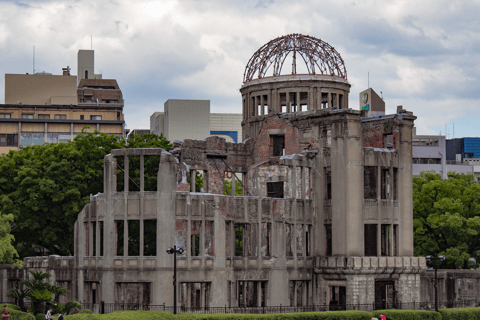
(8, 309, 35, 320)
(35, 314, 45, 320)
(439, 307, 480, 320)
(373, 310, 441, 320)
(53, 303, 65, 314)
(79, 309, 93, 314)
(4, 304, 21, 311)
(64, 301, 81, 314)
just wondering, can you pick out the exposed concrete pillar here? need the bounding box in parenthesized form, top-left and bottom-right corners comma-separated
(231, 172, 236, 197)
(154, 151, 177, 305)
(398, 122, 415, 256)
(201, 283, 206, 308)
(296, 91, 300, 112)
(101, 154, 117, 304)
(286, 91, 290, 113)
(190, 170, 196, 192)
(331, 115, 363, 256)
(260, 95, 264, 115)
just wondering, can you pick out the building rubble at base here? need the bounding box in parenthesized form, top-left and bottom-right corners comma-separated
(3, 34, 479, 311)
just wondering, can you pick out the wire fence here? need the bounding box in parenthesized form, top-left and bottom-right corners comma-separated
(3, 300, 479, 315)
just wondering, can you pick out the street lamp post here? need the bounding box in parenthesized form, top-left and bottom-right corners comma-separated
(425, 254, 446, 312)
(167, 245, 184, 314)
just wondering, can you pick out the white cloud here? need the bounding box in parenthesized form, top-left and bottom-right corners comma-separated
(0, 0, 479, 136)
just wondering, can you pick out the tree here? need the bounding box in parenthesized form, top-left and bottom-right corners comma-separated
(413, 171, 480, 269)
(20, 271, 57, 315)
(0, 210, 21, 266)
(0, 130, 171, 258)
(6, 288, 30, 311)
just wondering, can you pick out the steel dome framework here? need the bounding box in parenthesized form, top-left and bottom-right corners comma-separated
(243, 33, 347, 83)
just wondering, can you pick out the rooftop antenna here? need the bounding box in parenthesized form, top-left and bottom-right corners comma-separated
(380, 91, 383, 99)
(33, 45, 35, 74)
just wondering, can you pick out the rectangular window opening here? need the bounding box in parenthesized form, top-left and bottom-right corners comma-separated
(271, 135, 285, 157)
(99, 221, 104, 256)
(364, 166, 377, 199)
(0, 114, 11, 119)
(128, 220, 140, 256)
(267, 181, 284, 198)
(115, 220, 124, 256)
(80, 115, 84, 120)
(22, 114, 33, 119)
(381, 224, 391, 256)
(90, 115, 102, 120)
(325, 168, 332, 200)
(234, 225, 244, 256)
(384, 134, 393, 148)
(364, 224, 377, 256)
(191, 234, 200, 256)
(144, 155, 160, 191)
(261, 222, 271, 257)
(38, 114, 50, 119)
(92, 221, 96, 256)
(381, 168, 391, 200)
(144, 219, 157, 256)
(393, 225, 398, 256)
(325, 224, 332, 256)
(393, 168, 398, 200)
(54, 114, 67, 120)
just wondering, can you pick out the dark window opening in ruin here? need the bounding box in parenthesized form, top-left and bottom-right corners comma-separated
(279, 92, 287, 112)
(92, 221, 96, 256)
(116, 156, 125, 192)
(322, 92, 329, 108)
(115, 282, 151, 306)
(85, 70, 88, 79)
(84, 223, 89, 255)
(128, 220, 140, 256)
(339, 94, 344, 109)
(271, 135, 285, 157)
(381, 224, 391, 256)
(234, 225, 244, 256)
(325, 224, 332, 256)
(364, 224, 377, 256)
(261, 222, 271, 257)
(393, 225, 398, 256)
(289, 281, 310, 307)
(289, 92, 297, 112)
(251, 97, 255, 117)
(381, 168, 391, 200)
(144, 219, 157, 256)
(375, 281, 395, 310)
(393, 168, 398, 200)
(267, 181, 284, 198)
(364, 166, 377, 199)
(181, 282, 210, 309)
(99, 221, 104, 256)
(263, 95, 268, 115)
(191, 234, 200, 256)
(194, 171, 205, 192)
(384, 134, 393, 149)
(325, 168, 332, 200)
(329, 285, 346, 310)
(306, 225, 311, 256)
(238, 281, 266, 307)
(116, 220, 124, 256)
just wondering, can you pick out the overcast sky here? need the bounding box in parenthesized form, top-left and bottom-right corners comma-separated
(1, 0, 479, 137)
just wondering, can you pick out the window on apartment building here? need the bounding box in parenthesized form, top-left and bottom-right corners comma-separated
(80, 115, 84, 120)
(22, 114, 33, 119)
(364, 166, 377, 199)
(91, 115, 102, 120)
(0, 134, 18, 146)
(38, 114, 50, 119)
(0, 114, 11, 119)
(271, 135, 285, 156)
(55, 114, 67, 120)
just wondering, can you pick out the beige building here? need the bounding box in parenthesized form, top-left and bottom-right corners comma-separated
(150, 100, 242, 143)
(4, 71, 78, 106)
(0, 50, 126, 154)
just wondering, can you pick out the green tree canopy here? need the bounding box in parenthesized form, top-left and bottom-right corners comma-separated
(414, 171, 480, 269)
(0, 130, 171, 259)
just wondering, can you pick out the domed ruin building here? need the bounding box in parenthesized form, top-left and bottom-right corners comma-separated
(1, 34, 426, 312)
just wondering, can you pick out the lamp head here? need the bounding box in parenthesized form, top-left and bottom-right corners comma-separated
(438, 255, 446, 262)
(166, 248, 174, 254)
(178, 248, 184, 254)
(425, 255, 433, 262)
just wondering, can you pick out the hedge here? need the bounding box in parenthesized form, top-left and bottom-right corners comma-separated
(373, 310, 441, 320)
(7, 309, 35, 320)
(439, 308, 480, 320)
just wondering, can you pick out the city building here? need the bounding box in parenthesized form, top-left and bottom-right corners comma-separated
(128, 129, 150, 137)
(1, 34, 426, 310)
(150, 100, 242, 143)
(0, 50, 127, 154)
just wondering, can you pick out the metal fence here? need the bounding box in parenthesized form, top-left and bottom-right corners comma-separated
(2, 300, 479, 315)
(76, 300, 480, 314)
